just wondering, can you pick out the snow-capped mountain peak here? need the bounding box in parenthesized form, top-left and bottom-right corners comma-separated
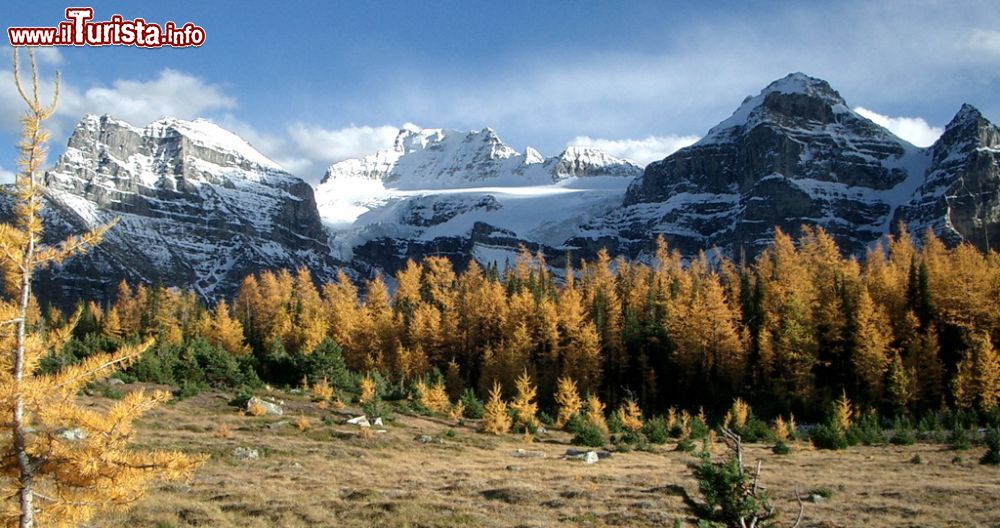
(313, 125, 644, 266)
(524, 146, 545, 165)
(698, 72, 852, 146)
(33, 113, 334, 305)
(146, 117, 283, 171)
(760, 72, 845, 102)
(319, 125, 639, 192)
(551, 146, 643, 179)
(73, 114, 283, 174)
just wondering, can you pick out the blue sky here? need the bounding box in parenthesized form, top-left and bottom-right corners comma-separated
(1, 0, 999, 182)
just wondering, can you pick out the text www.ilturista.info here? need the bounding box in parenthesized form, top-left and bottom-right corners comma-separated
(8, 8, 205, 48)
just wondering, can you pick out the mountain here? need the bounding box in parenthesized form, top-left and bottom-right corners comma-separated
(575, 73, 943, 258)
(319, 126, 641, 190)
(10, 73, 999, 306)
(893, 104, 1000, 249)
(23, 114, 337, 306)
(315, 126, 643, 273)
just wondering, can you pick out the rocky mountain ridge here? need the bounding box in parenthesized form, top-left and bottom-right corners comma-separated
(24, 114, 337, 306)
(9, 73, 999, 305)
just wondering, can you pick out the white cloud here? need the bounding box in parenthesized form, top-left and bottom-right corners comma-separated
(0, 164, 15, 184)
(568, 134, 699, 165)
(33, 47, 63, 66)
(80, 69, 235, 126)
(854, 107, 943, 147)
(212, 117, 401, 182)
(0, 66, 236, 154)
(288, 123, 399, 164)
(281, 122, 400, 180)
(215, 114, 307, 171)
(0, 46, 63, 65)
(966, 28, 1000, 54)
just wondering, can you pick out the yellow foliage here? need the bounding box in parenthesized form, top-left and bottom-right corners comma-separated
(415, 380, 451, 414)
(974, 333, 1000, 412)
(102, 309, 123, 340)
(679, 410, 692, 439)
(448, 400, 465, 422)
(0, 51, 205, 528)
(357, 427, 376, 442)
(553, 377, 582, 429)
(358, 376, 377, 406)
(772, 415, 790, 442)
(706, 429, 718, 454)
(724, 398, 750, 431)
(311, 377, 335, 402)
(291, 267, 327, 354)
(509, 371, 539, 434)
(481, 382, 512, 435)
(834, 391, 853, 430)
(295, 415, 312, 431)
(204, 299, 250, 356)
(213, 423, 234, 439)
(585, 394, 609, 435)
(615, 400, 644, 433)
(247, 401, 268, 417)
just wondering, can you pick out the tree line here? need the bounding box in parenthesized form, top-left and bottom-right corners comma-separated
(47, 225, 1000, 421)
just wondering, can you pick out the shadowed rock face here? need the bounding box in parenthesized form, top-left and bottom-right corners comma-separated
(894, 105, 1000, 250)
(22, 115, 337, 307)
(586, 73, 932, 258)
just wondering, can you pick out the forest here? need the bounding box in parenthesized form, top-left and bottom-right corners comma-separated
(44, 225, 1000, 424)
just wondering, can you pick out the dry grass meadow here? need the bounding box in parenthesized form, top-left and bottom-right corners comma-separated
(86, 384, 999, 528)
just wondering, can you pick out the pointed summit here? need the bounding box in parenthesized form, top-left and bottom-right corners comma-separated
(759, 72, 846, 104)
(621, 73, 921, 257)
(931, 103, 999, 163)
(952, 102, 983, 123)
(699, 73, 851, 145)
(551, 147, 642, 180)
(895, 103, 999, 250)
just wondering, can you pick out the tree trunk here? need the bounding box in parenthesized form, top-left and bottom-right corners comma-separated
(14, 225, 35, 528)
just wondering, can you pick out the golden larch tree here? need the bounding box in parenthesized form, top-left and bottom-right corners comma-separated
(481, 382, 512, 435)
(973, 333, 1000, 412)
(615, 399, 644, 433)
(0, 49, 204, 528)
(852, 288, 893, 401)
(584, 393, 609, 435)
(509, 371, 539, 435)
(290, 267, 327, 354)
(886, 351, 916, 410)
(553, 377, 582, 428)
(322, 271, 362, 368)
(202, 299, 250, 356)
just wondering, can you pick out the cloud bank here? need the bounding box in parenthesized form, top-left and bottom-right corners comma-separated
(80, 69, 236, 126)
(854, 107, 943, 147)
(288, 123, 399, 173)
(567, 135, 700, 165)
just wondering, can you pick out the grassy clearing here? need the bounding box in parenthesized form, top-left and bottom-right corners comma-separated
(89, 385, 998, 528)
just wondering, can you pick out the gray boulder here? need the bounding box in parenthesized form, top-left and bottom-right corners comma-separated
(232, 446, 259, 461)
(245, 396, 283, 416)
